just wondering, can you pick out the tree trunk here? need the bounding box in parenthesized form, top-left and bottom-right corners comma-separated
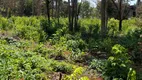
(119, 0, 122, 31)
(74, 0, 78, 31)
(51, 0, 54, 17)
(101, 0, 107, 37)
(137, 0, 141, 6)
(45, 0, 50, 26)
(68, 0, 73, 31)
(71, 0, 74, 32)
(56, 0, 58, 18)
(32, 0, 35, 15)
(57, 0, 60, 25)
(19, 0, 25, 16)
(136, 0, 141, 17)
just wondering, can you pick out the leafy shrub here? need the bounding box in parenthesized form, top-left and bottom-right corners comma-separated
(63, 67, 89, 80)
(69, 49, 87, 62)
(0, 44, 52, 80)
(79, 18, 100, 40)
(108, 18, 119, 37)
(89, 59, 106, 73)
(105, 44, 135, 79)
(99, 38, 114, 53)
(88, 38, 114, 54)
(127, 68, 136, 80)
(135, 18, 142, 27)
(119, 29, 142, 64)
(13, 17, 46, 42)
(0, 17, 11, 30)
(51, 61, 74, 74)
(0, 39, 7, 44)
(24, 0, 33, 16)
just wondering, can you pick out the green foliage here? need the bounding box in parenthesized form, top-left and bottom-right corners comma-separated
(80, 1, 96, 18)
(49, 32, 87, 61)
(0, 16, 47, 42)
(127, 68, 136, 80)
(0, 44, 52, 79)
(137, 71, 142, 80)
(89, 59, 106, 73)
(108, 18, 119, 36)
(105, 44, 134, 79)
(119, 28, 142, 63)
(63, 67, 89, 80)
(0, 17, 10, 30)
(0, 16, 141, 79)
(24, 0, 33, 16)
(79, 18, 100, 39)
(88, 38, 114, 54)
(51, 61, 74, 74)
(135, 18, 142, 27)
(0, 41, 76, 79)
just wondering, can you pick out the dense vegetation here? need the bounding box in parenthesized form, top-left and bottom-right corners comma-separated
(0, 16, 142, 80)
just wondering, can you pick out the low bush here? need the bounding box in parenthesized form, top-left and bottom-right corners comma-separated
(119, 29, 142, 64)
(51, 61, 74, 74)
(0, 44, 53, 79)
(63, 67, 89, 80)
(105, 44, 136, 80)
(89, 59, 106, 73)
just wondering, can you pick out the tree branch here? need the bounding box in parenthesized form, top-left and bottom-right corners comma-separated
(111, 0, 119, 10)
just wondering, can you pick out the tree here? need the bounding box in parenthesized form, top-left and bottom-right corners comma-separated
(45, 0, 51, 25)
(24, 0, 33, 16)
(97, 0, 133, 31)
(101, 0, 107, 37)
(137, 0, 141, 5)
(18, 0, 25, 16)
(80, 1, 95, 18)
(136, 0, 142, 17)
(68, 0, 78, 32)
(68, 0, 72, 31)
(111, 0, 131, 31)
(56, 0, 62, 25)
(118, 0, 122, 31)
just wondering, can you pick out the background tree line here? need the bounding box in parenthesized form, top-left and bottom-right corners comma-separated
(0, 0, 142, 35)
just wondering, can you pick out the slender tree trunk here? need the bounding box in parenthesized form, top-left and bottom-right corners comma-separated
(45, 0, 50, 26)
(57, 0, 60, 25)
(136, 0, 141, 17)
(68, 0, 73, 31)
(37, 0, 42, 15)
(56, 0, 58, 18)
(71, 0, 74, 32)
(74, 0, 78, 31)
(101, 0, 107, 37)
(137, 0, 141, 5)
(18, 0, 24, 16)
(51, 0, 54, 17)
(119, 0, 122, 31)
(77, 0, 82, 20)
(32, 0, 35, 15)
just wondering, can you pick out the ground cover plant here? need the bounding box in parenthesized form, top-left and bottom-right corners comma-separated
(0, 15, 142, 80)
